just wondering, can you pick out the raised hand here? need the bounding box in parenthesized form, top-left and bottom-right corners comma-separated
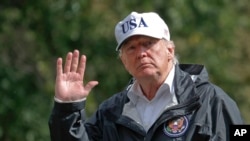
(55, 50, 99, 102)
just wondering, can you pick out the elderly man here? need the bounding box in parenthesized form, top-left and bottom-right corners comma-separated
(49, 11, 244, 141)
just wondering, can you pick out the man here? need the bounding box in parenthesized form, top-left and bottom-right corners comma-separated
(49, 12, 244, 141)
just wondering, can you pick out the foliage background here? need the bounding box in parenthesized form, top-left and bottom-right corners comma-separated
(0, 0, 249, 140)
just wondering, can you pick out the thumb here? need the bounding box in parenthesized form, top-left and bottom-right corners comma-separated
(85, 81, 99, 93)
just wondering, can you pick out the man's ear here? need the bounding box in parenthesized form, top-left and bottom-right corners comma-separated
(120, 55, 127, 68)
(167, 48, 175, 63)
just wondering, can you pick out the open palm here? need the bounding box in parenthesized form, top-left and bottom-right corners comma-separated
(55, 50, 98, 102)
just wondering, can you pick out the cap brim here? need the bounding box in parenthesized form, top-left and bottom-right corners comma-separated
(115, 31, 163, 51)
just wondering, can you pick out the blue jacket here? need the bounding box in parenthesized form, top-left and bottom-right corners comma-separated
(49, 64, 244, 141)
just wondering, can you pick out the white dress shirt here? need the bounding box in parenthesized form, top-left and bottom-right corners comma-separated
(125, 66, 178, 131)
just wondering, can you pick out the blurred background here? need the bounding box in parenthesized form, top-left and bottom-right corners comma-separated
(0, 0, 249, 140)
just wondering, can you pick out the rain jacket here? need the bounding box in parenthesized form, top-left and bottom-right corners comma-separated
(49, 64, 244, 141)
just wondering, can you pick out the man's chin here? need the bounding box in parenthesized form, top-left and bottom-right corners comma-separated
(135, 70, 157, 78)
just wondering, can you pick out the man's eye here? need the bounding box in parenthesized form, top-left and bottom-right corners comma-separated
(143, 40, 154, 47)
(126, 46, 134, 50)
(125, 46, 136, 54)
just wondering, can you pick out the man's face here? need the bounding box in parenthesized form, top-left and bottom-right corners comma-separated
(120, 35, 174, 81)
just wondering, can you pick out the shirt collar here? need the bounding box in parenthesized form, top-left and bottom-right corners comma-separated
(127, 65, 176, 104)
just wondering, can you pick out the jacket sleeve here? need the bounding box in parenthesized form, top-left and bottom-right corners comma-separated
(193, 83, 245, 141)
(48, 101, 90, 141)
(210, 86, 244, 141)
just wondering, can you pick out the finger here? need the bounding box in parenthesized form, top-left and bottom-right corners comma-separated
(77, 55, 86, 79)
(85, 81, 99, 93)
(56, 57, 63, 76)
(71, 50, 79, 72)
(64, 52, 72, 73)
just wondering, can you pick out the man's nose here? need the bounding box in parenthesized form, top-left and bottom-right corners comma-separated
(136, 46, 147, 59)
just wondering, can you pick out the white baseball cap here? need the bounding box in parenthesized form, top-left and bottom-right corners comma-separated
(115, 11, 170, 51)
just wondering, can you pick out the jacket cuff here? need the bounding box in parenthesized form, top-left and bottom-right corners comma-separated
(53, 100, 86, 113)
(54, 96, 86, 103)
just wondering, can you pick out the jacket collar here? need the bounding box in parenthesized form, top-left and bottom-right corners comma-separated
(174, 64, 208, 103)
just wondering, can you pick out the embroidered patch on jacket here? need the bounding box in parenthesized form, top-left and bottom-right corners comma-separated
(163, 116, 189, 137)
